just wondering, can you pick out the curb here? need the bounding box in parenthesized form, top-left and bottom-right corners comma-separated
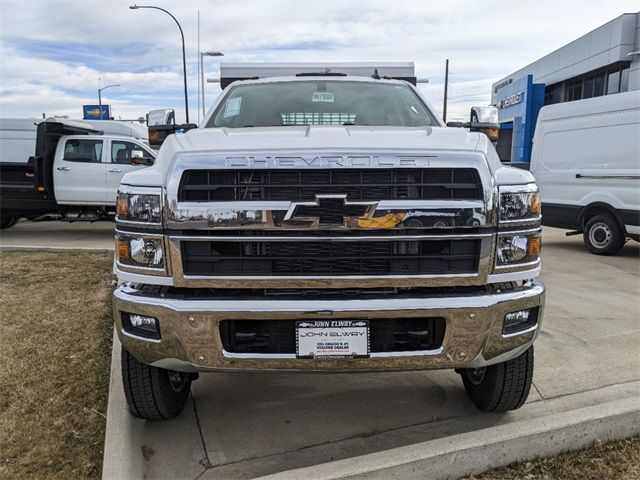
(257, 396, 640, 480)
(102, 330, 145, 480)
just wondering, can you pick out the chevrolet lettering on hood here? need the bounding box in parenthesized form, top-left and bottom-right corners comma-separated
(225, 154, 435, 168)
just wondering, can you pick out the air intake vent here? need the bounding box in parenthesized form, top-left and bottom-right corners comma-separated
(178, 168, 482, 202)
(181, 239, 480, 276)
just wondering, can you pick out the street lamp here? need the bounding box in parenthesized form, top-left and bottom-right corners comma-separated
(200, 51, 223, 118)
(130, 4, 190, 123)
(98, 79, 120, 119)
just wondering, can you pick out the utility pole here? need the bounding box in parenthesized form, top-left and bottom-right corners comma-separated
(98, 78, 120, 119)
(443, 59, 449, 123)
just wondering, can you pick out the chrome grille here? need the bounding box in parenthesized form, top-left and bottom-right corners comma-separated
(178, 168, 483, 202)
(181, 238, 480, 277)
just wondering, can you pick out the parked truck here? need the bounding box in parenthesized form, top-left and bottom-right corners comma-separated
(113, 63, 545, 420)
(0, 119, 156, 228)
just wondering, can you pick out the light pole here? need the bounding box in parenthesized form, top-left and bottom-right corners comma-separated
(200, 51, 223, 118)
(443, 59, 449, 123)
(130, 4, 190, 123)
(98, 79, 120, 119)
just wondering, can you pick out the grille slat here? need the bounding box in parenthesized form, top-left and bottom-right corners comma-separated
(182, 239, 480, 276)
(179, 168, 482, 202)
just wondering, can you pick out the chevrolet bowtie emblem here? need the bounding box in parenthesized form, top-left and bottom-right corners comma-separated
(284, 194, 379, 226)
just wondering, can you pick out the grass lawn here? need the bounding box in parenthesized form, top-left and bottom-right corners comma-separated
(0, 251, 113, 480)
(467, 436, 640, 480)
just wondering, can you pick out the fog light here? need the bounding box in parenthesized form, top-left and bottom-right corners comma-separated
(123, 313, 160, 339)
(503, 308, 538, 335)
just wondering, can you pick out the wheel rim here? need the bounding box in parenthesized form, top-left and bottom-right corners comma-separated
(589, 222, 612, 249)
(168, 371, 189, 392)
(466, 368, 486, 385)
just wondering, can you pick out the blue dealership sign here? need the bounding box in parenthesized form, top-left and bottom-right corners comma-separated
(495, 75, 544, 163)
(83, 104, 110, 120)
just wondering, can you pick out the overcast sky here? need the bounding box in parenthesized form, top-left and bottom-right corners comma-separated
(0, 0, 637, 123)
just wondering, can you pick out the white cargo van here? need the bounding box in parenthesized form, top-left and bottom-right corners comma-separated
(531, 91, 640, 255)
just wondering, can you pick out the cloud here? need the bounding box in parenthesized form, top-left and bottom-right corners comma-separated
(0, 0, 638, 122)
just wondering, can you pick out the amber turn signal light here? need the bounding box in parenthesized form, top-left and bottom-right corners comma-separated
(116, 195, 128, 216)
(528, 237, 541, 257)
(531, 194, 541, 214)
(116, 239, 130, 260)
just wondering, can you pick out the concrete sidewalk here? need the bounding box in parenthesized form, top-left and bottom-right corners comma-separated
(102, 228, 640, 480)
(0, 220, 115, 251)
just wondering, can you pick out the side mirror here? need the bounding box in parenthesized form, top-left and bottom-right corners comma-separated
(470, 106, 499, 142)
(131, 150, 154, 166)
(147, 108, 175, 126)
(447, 121, 499, 142)
(148, 123, 197, 149)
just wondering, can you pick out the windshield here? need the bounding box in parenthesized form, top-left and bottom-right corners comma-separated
(207, 80, 438, 128)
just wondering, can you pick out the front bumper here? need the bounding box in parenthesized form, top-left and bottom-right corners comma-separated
(113, 281, 545, 372)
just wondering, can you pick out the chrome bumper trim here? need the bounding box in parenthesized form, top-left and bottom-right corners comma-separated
(221, 346, 445, 360)
(169, 232, 494, 242)
(113, 280, 545, 372)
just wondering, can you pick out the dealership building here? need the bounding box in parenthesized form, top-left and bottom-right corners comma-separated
(491, 12, 640, 164)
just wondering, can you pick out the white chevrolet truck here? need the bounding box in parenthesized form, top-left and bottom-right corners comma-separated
(113, 64, 545, 420)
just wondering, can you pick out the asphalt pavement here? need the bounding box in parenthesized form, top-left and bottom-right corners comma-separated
(0, 219, 115, 251)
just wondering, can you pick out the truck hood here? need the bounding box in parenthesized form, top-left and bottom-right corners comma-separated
(122, 125, 535, 187)
(174, 125, 483, 154)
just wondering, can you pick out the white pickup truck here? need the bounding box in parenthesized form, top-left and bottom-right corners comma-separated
(0, 120, 156, 228)
(113, 66, 545, 421)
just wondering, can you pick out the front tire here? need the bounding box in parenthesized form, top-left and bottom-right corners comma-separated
(121, 348, 192, 420)
(460, 346, 534, 412)
(583, 214, 625, 255)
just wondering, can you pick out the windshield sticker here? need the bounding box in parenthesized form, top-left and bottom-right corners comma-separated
(312, 92, 335, 103)
(223, 97, 242, 117)
(281, 112, 355, 125)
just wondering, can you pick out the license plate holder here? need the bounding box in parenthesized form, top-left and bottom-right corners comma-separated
(296, 320, 370, 359)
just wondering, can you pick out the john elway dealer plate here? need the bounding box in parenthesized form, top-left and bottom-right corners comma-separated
(296, 320, 370, 359)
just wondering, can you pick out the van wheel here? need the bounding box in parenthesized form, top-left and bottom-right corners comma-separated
(460, 346, 533, 412)
(583, 214, 625, 255)
(121, 348, 192, 420)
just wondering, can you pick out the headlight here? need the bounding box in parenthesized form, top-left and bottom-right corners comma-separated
(499, 185, 540, 223)
(116, 190, 162, 224)
(116, 236, 164, 269)
(496, 233, 541, 266)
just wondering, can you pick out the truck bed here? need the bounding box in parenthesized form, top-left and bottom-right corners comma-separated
(0, 161, 56, 213)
